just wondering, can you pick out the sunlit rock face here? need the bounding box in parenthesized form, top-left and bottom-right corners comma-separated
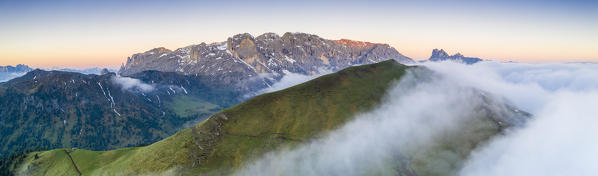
(119, 32, 413, 92)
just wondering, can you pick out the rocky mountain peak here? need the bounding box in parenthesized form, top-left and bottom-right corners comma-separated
(334, 39, 378, 48)
(431, 48, 449, 58)
(257, 32, 281, 40)
(228, 33, 259, 60)
(148, 47, 172, 54)
(429, 49, 482, 64)
(281, 32, 318, 40)
(231, 33, 255, 40)
(119, 32, 414, 92)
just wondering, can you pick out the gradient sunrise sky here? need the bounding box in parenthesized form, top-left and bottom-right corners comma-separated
(0, 0, 596, 68)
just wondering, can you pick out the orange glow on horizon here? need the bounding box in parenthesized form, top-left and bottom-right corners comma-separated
(1, 1, 596, 68)
(1, 35, 597, 69)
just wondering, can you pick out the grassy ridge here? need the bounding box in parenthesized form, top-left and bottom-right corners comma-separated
(194, 60, 411, 174)
(14, 60, 411, 175)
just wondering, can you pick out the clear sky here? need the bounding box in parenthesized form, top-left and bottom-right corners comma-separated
(0, 0, 596, 68)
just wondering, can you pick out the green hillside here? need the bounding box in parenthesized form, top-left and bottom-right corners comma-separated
(0, 69, 240, 159)
(8, 60, 528, 176)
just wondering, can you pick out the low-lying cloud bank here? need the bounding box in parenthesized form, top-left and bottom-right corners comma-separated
(428, 61, 598, 176)
(258, 70, 332, 94)
(460, 91, 598, 176)
(236, 60, 598, 176)
(235, 65, 520, 175)
(110, 76, 155, 92)
(0, 72, 28, 82)
(425, 61, 598, 112)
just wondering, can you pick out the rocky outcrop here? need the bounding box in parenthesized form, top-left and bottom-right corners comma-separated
(119, 32, 414, 92)
(429, 49, 482, 64)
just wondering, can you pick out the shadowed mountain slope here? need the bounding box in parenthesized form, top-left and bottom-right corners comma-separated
(0, 69, 241, 159)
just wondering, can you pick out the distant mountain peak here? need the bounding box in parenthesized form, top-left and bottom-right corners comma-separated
(0, 64, 34, 82)
(431, 48, 449, 58)
(429, 49, 482, 64)
(100, 68, 112, 75)
(0, 64, 33, 73)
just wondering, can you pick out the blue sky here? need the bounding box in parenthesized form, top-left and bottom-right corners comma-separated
(0, 0, 596, 68)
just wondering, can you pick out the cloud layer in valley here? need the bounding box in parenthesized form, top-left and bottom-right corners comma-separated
(460, 91, 598, 176)
(110, 76, 155, 92)
(423, 61, 598, 176)
(236, 66, 521, 175)
(235, 60, 598, 176)
(0, 72, 27, 82)
(258, 70, 332, 94)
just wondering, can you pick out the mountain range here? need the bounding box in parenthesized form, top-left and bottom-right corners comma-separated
(119, 32, 414, 92)
(0, 32, 414, 160)
(0, 32, 503, 176)
(4, 60, 529, 176)
(1, 65, 118, 83)
(51, 67, 117, 75)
